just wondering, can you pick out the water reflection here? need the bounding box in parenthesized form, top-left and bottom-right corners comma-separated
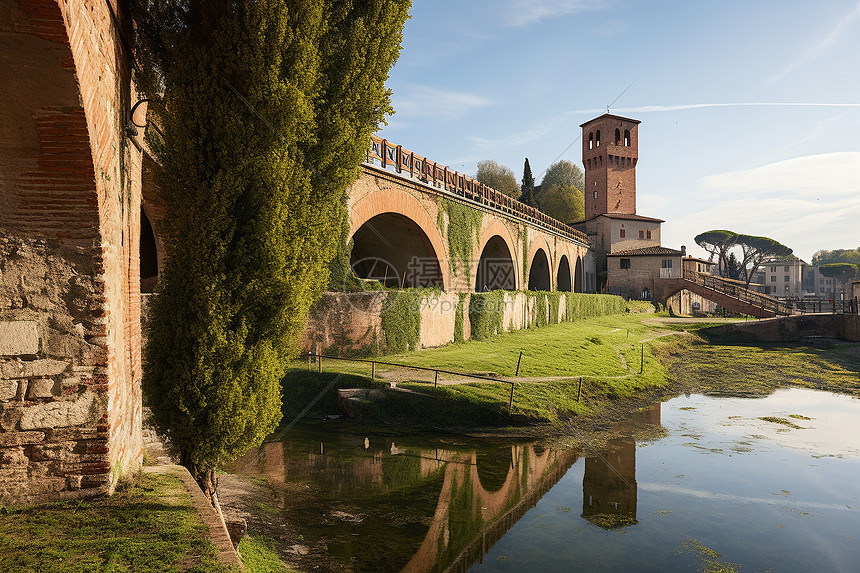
(228, 404, 663, 572)
(580, 403, 661, 529)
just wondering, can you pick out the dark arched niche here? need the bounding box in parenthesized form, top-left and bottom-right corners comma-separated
(140, 208, 158, 293)
(528, 248, 551, 291)
(557, 255, 572, 292)
(574, 256, 584, 293)
(476, 235, 516, 291)
(350, 212, 443, 288)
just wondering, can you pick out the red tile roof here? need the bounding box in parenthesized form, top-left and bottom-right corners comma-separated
(584, 212, 665, 223)
(608, 246, 683, 257)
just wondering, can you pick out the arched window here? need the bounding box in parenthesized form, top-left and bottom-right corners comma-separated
(615, 128, 621, 144)
(624, 129, 630, 146)
(596, 130, 601, 146)
(588, 132, 594, 150)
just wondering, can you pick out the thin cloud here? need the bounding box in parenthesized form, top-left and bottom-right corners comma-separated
(577, 102, 860, 114)
(503, 0, 603, 27)
(665, 152, 860, 262)
(387, 85, 492, 128)
(768, 1, 860, 84)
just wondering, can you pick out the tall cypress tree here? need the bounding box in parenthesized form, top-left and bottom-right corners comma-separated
(521, 158, 536, 206)
(131, 0, 409, 503)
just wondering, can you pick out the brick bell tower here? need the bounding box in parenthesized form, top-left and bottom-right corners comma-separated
(581, 114, 640, 219)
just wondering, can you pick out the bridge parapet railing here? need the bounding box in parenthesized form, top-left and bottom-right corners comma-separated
(366, 134, 588, 245)
(682, 269, 792, 315)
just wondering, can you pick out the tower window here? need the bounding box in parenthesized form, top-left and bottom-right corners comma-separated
(593, 191, 598, 199)
(599, 156, 602, 166)
(620, 228, 626, 238)
(624, 129, 630, 146)
(639, 230, 644, 239)
(646, 229, 652, 239)
(596, 130, 601, 146)
(587, 158, 591, 169)
(588, 132, 594, 150)
(620, 258, 631, 269)
(615, 128, 621, 144)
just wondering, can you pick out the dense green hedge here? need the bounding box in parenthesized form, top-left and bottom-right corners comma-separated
(380, 289, 425, 353)
(454, 293, 467, 343)
(563, 292, 627, 320)
(468, 291, 506, 341)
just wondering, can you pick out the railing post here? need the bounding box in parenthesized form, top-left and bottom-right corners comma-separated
(508, 382, 515, 415)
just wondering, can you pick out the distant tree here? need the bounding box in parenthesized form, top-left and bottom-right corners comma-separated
(132, 0, 410, 506)
(538, 184, 585, 224)
(539, 160, 584, 196)
(521, 158, 536, 206)
(734, 234, 793, 289)
(812, 248, 860, 267)
(476, 160, 520, 197)
(818, 263, 859, 290)
(725, 252, 742, 280)
(694, 230, 737, 277)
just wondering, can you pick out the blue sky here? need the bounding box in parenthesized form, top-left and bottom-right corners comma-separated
(378, 0, 860, 263)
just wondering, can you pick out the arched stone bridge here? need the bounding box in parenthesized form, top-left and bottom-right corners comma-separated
(349, 137, 594, 293)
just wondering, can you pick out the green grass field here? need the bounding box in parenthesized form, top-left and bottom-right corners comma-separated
(283, 313, 682, 428)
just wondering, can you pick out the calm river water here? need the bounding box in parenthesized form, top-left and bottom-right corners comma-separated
(229, 388, 860, 572)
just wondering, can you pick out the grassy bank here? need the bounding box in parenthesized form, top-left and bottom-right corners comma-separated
(0, 472, 227, 572)
(0, 470, 297, 573)
(283, 313, 678, 429)
(284, 314, 860, 431)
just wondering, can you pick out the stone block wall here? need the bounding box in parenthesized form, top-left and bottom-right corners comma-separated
(0, 0, 143, 506)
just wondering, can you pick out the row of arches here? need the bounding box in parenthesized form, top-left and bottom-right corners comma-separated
(348, 212, 585, 292)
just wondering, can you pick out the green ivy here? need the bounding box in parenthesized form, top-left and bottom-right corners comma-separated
(454, 293, 467, 343)
(468, 291, 506, 340)
(563, 292, 626, 320)
(520, 225, 529, 286)
(534, 293, 548, 327)
(439, 198, 482, 284)
(380, 289, 425, 353)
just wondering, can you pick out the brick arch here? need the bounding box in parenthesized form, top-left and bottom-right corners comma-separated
(527, 236, 554, 291)
(349, 186, 452, 290)
(0, 0, 144, 504)
(473, 218, 520, 291)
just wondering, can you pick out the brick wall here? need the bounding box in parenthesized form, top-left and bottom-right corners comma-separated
(0, 0, 142, 506)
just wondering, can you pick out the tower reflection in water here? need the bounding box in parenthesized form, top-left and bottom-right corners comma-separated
(227, 402, 662, 572)
(581, 403, 662, 529)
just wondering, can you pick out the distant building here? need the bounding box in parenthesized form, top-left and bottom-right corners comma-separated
(758, 255, 851, 300)
(759, 256, 804, 298)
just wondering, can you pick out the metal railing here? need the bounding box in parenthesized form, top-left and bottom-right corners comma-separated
(303, 352, 517, 414)
(366, 134, 588, 245)
(682, 269, 793, 316)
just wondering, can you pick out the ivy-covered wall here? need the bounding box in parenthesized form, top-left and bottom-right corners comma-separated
(437, 198, 482, 288)
(302, 290, 626, 356)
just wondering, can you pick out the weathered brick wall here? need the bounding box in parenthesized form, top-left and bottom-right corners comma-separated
(0, 0, 142, 505)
